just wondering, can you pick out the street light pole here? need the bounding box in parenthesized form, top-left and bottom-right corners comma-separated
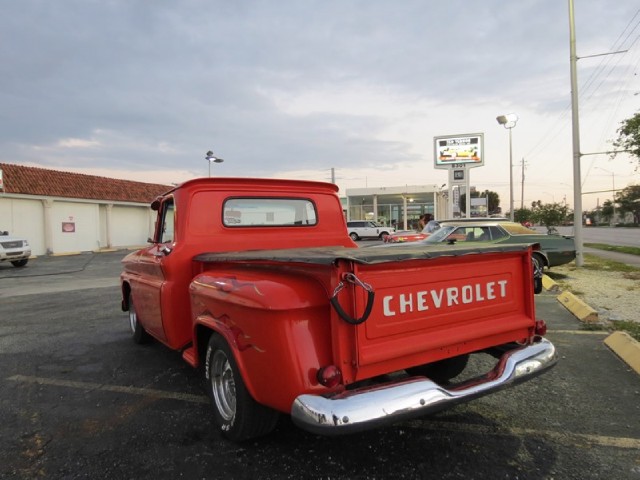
(205, 150, 224, 177)
(496, 113, 518, 221)
(508, 127, 514, 221)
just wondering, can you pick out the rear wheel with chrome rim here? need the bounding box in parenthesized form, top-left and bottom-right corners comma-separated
(128, 292, 151, 344)
(205, 334, 279, 441)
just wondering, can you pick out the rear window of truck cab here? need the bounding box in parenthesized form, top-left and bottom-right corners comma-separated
(223, 198, 318, 227)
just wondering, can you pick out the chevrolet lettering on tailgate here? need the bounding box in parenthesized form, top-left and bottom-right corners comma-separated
(383, 279, 509, 316)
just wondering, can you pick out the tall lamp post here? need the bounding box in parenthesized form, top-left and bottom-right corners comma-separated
(205, 150, 224, 177)
(496, 113, 518, 221)
(595, 166, 616, 225)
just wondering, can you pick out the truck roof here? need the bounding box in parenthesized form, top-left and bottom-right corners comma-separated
(162, 177, 340, 197)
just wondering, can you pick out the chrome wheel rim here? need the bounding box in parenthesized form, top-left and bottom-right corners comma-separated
(211, 350, 236, 422)
(532, 255, 544, 278)
(129, 309, 137, 334)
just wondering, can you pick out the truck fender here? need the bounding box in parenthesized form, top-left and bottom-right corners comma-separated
(189, 268, 333, 410)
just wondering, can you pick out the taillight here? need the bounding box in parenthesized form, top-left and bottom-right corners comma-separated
(317, 365, 342, 388)
(535, 319, 547, 336)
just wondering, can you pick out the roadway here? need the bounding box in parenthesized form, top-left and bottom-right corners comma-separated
(555, 225, 640, 248)
(1, 251, 639, 479)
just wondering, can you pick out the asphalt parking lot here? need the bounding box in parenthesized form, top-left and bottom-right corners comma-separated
(1, 251, 639, 480)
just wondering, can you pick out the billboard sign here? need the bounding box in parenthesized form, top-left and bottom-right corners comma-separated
(434, 133, 484, 169)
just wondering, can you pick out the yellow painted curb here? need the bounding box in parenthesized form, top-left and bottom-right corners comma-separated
(542, 274, 559, 292)
(604, 331, 640, 375)
(557, 290, 599, 323)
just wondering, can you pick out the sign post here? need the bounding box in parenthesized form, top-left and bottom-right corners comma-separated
(434, 133, 484, 218)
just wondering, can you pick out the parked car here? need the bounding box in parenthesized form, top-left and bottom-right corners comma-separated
(346, 220, 395, 241)
(0, 231, 31, 267)
(418, 220, 575, 269)
(384, 220, 440, 243)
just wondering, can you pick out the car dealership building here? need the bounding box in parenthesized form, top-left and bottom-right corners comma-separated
(344, 184, 447, 230)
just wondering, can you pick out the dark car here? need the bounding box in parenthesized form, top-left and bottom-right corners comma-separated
(420, 220, 575, 270)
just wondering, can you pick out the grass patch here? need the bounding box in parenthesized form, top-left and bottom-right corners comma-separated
(578, 253, 640, 273)
(581, 322, 608, 332)
(545, 254, 640, 339)
(610, 321, 640, 342)
(585, 243, 640, 257)
(546, 253, 639, 278)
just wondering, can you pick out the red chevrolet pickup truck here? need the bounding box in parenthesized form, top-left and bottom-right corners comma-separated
(120, 177, 556, 441)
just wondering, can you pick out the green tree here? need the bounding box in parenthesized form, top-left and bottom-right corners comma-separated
(612, 111, 640, 164)
(599, 199, 615, 224)
(530, 201, 570, 231)
(514, 207, 533, 224)
(615, 184, 640, 224)
(484, 190, 500, 215)
(458, 190, 500, 215)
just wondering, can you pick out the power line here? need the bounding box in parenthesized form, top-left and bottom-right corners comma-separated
(523, 10, 640, 164)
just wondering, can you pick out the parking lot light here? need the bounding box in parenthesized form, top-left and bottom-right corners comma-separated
(496, 113, 519, 221)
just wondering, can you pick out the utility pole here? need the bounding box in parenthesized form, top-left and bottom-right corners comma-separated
(568, 0, 584, 266)
(520, 158, 527, 210)
(567, 0, 626, 265)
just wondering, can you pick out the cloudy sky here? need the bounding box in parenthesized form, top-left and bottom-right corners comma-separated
(1, 0, 639, 211)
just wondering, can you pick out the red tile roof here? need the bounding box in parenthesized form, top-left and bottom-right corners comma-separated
(0, 163, 171, 204)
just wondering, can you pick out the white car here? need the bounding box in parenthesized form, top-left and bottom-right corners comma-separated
(0, 231, 31, 267)
(346, 221, 395, 241)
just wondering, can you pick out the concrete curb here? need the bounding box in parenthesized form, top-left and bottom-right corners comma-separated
(604, 332, 640, 374)
(542, 274, 560, 292)
(557, 291, 599, 323)
(544, 274, 639, 375)
(542, 275, 598, 323)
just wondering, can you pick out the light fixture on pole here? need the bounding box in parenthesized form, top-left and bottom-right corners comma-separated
(205, 150, 224, 177)
(496, 113, 518, 221)
(595, 166, 616, 225)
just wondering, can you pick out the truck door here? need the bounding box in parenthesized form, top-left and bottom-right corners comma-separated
(131, 197, 175, 342)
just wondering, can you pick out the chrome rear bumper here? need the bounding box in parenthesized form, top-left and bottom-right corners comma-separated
(291, 338, 557, 435)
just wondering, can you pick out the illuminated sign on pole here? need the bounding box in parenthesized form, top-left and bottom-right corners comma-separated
(434, 134, 484, 168)
(433, 133, 484, 218)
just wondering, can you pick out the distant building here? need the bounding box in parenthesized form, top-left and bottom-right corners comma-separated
(0, 163, 170, 256)
(345, 185, 446, 230)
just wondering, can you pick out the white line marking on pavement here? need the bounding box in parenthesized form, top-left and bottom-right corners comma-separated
(9, 374, 640, 450)
(6, 374, 208, 404)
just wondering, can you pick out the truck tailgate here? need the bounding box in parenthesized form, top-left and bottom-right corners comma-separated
(195, 243, 537, 383)
(348, 251, 533, 377)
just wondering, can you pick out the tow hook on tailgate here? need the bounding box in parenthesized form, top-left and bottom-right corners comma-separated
(330, 272, 375, 325)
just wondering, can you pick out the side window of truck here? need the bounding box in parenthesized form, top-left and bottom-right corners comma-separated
(159, 199, 175, 243)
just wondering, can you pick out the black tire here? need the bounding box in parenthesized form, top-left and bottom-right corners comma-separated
(532, 253, 545, 272)
(349, 232, 359, 241)
(128, 293, 151, 344)
(534, 276, 543, 294)
(11, 259, 28, 267)
(205, 334, 279, 441)
(532, 254, 545, 294)
(406, 354, 470, 384)
(379, 231, 390, 240)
